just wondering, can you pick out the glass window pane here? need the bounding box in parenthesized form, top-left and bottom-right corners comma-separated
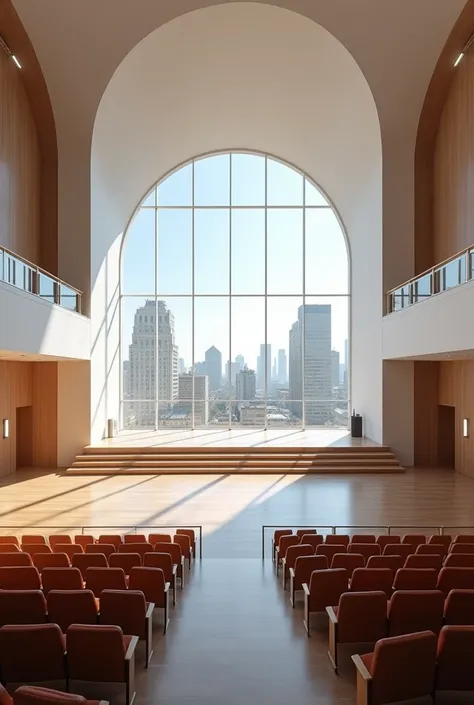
(267, 158, 303, 206)
(194, 209, 229, 294)
(231, 153, 265, 206)
(305, 179, 329, 206)
(39, 274, 55, 304)
(195, 297, 229, 425)
(141, 187, 156, 207)
(59, 284, 78, 312)
(231, 209, 265, 294)
(157, 210, 192, 294)
(267, 297, 302, 427)
(122, 209, 155, 294)
(305, 209, 348, 295)
(157, 163, 192, 206)
(231, 298, 264, 428)
(194, 154, 230, 206)
(267, 209, 303, 294)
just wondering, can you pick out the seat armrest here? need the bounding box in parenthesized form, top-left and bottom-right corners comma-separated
(164, 582, 170, 593)
(351, 654, 372, 681)
(289, 567, 295, 578)
(172, 564, 178, 575)
(326, 606, 338, 624)
(125, 635, 139, 661)
(302, 583, 310, 596)
(145, 602, 155, 618)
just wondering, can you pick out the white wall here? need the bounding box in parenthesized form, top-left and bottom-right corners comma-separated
(383, 282, 474, 360)
(0, 281, 90, 360)
(57, 360, 91, 466)
(91, 3, 383, 442)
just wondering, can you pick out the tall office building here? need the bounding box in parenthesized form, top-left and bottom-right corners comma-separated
(344, 338, 349, 389)
(256, 343, 271, 389)
(205, 346, 222, 392)
(226, 360, 240, 389)
(289, 304, 332, 424)
(178, 358, 186, 374)
(128, 299, 178, 427)
(122, 360, 130, 398)
(236, 366, 256, 400)
(272, 357, 277, 381)
(278, 349, 287, 384)
(235, 354, 245, 370)
(330, 349, 340, 388)
(178, 373, 209, 425)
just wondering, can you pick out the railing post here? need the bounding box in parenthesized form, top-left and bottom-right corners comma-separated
(262, 526, 265, 560)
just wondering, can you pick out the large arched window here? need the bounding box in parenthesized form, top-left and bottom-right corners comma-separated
(120, 152, 349, 430)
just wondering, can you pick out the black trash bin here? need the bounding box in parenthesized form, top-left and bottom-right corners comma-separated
(351, 413, 363, 438)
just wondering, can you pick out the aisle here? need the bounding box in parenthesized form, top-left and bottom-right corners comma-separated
(136, 559, 355, 705)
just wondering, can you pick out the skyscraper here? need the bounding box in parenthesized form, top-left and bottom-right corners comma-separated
(205, 346, 222, 392)
(226, 360, 240, 388)
(330, 349, 340, 388)
(278, 349, 287, 384)
(178, 358, 186, 374)
(235, 354, 245, 371)
(289, 304, 332, 424)
(256, 343, 271, 390)
(272, 357, 277, 381)
(178, 373, 209, 425)
(236, 366, 256, 400)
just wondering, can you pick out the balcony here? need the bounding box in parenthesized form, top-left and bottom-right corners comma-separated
(0, 245, 82, 314)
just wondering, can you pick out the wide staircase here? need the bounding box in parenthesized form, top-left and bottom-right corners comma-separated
(67, 445, 404, 475)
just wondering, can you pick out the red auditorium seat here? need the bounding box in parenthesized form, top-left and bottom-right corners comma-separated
(289, 555, 328, 607)
(128, 567, 170, 633)
(352, 631, 437, 705)
(348, 544, 380, 562)
(97, 535, 123, 550)
(444, 553, 474, 568)
(437, 567, 474, 595)
(41, 567, 84, 595)
(281, 544, 314, 589)
(327, 591, 388, 673)
(33, 553, 70, 573)
(174, 534, 193, 566)
(271, 530, 292, 562)
(13, 686, 103, 705)
(296, 529, 317, 537)
(453, 534, 474, 544)
(85, 567, 127, 597)
(66, 624, 137, 705)
(392, 568, 438, 591)
(325, 534, 350, 546)
(100, 589, 154, 666)
(275, 535, 300, 574)
(350, 535, 376, 544)
(0, 536, 19, 546)
(0, 544, 20, 553)
(109, 552, 142, 573)
(149, 533, 172, 546)
(443, 589, 474, 626)
(331, 553, 365, 577)
(85, 543, 116, 559)
(350, 568, 393, 597)
(382, 544, 412, 558)
(450, 543, 474, 554)
(388, 590, 444, 636)
(47, 590, 98, 632)
(376, 535, 401, 550)
(0, 624, 66, 686)
(53, 544, 83, 560)
(176, 529, 197, 559)
(366, 555, 405, 573)
(72, 553, 108, 579)
(0, 590, 47, 626)
(21, 535, 47, 546)
(302, 568, 349, 636)
(316, 544, 347, 564)
(118, 542, 153, 563)
(73, 535, 95, 549)
(21, 545, 53, 559)
(144, 552, 177, 605)
(404, 554, 443, 570)
(49, 536, 72, 550)
(436, 625, 474, 698)
(416, 543, 447, 557)
(299, 534, 324, 551)
(401, 534, 426, 550)
(123, 535, 147, 544)
(0, 552, 32, 567)
(154, 543, 185, 587)
(0, 566, 41, 590)
(428, 534, 452, 549)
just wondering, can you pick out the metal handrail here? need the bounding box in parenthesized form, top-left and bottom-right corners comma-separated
(261, 524, 474, 559)
(0, 524, 203, 559)
(0, 244, 83, 314)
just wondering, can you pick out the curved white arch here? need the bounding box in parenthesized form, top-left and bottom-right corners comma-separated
(90, 1, 382, 444)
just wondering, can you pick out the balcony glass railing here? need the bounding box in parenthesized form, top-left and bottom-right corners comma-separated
(0, 246, 82, 314)
(387, 246, 474, 314)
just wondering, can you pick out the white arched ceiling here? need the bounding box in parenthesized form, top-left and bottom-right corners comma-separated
(89, 2, 383, 444)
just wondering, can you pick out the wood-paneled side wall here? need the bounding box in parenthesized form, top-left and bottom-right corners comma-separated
(0, 361, 57, 476)
(0, 46, 40, 262)
(439, 360, 474, 478)
(434, 52, 474, 263)
(414, 361, 439, 467)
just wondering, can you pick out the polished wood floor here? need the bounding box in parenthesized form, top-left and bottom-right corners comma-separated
(2, 467, 474, 705)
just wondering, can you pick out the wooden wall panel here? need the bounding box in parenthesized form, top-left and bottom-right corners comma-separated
(414, 361, 439, 467)
(0, 45, 40, 262)
(32, 363, 57, 468)
(0, 360, 32, 476)
(439, 360, 474, 478)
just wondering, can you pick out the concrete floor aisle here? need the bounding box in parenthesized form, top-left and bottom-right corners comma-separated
(135, 559, 355, 705)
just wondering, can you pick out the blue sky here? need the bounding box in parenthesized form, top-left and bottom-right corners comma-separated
(121, 153, 349, 371)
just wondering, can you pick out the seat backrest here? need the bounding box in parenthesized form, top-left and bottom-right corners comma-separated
(176, 529, 196, 543)
(402, 534, 427, 549)
(444, 553, 474, 568)
(0, 566, 41, 590)
(118, 542, 153, 560)
(350, 568, 393, 596)
(66, 624, 126, 682)
(351, 534, 376, 544)
(299, 534, 323, 550)
(13, 686, 93, 705)
(348, 544, 381, 561)
(47, 590, 97, 633)
(49, 536, 72, 550)
(294, 554, 329, 582)
(154, 542, 182, 564)
(0, 552, 32, 567)
(173, 534, 191, 556)
(370, 631, 437, 704)
(296, 529, 317, 537)
(437, 567, 474, 595)
(85, 543, 115, 559)
(97, 535, 123, 550)
(367, 554, 404, 573)
(21, 545, 53, 558)
(149, 533, 172, 545)
(41, 567, 83, 595)
(0, 624, 66, 683)
(128, 566, 166, 606)
(0, 544, 20, 553)
(376, 535, 401, 549)
(73, 536, 95, 549)
(72, 553, 108, 578)
(454, 534, 474, 544)
(388, 590, 445, 636)
(0, 683, 11, 705)
(33, 553, 70, 573)
(0, 536, 19, 546)
(284, 544, 313, 570)
(308, 568, 349, 611)
(337, 591, 388, 642)
(393, 568, 438, 591)
(436, 625, 474, 691)
(428, 534, 452, 548)
(143, 552, 173, 581)
(0, 590, 47, 627)
(85, 567, 127, 596)
(331, 553, 365, 577)
(100, 589, 146, 639)
(383, 543, 412, 558)
(444, 589, 474, 626)
(109, 552, 142, 573)
(416, 544, 447, 557)
(21, 536, 47, 546)
(325, 534, 350, 546)
(316, 544, 347, 562)
(53, 545, 83, 560)
(450, 543, 474, 554)
(404, 554, 443, 570)
(123, 535, 147, 544)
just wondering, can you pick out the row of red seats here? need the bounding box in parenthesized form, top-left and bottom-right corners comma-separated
(0, 684, 104, 705)
(353, 628, 474, 705)
(0, 623, 137, 705)
(0, 588, 156, 664)
(326, 589, 474, 671)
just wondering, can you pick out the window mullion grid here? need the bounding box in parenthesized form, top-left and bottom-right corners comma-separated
(264, 156, 268, 431)
(154, 188, 159, 431)
(228, 154, 233, 431)
(192, 159, 195, 430)
(302, 176, 306, 431)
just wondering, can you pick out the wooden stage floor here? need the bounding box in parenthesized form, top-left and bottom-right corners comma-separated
(2, 467, 473, 705)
